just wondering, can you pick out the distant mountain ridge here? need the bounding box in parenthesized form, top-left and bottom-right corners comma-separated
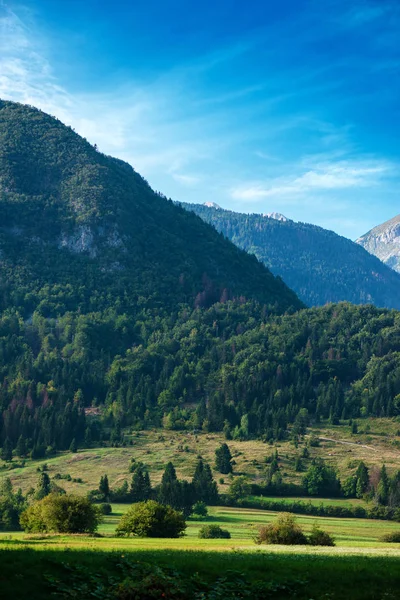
(181, 202, 400, 310)
(356, 214, 400, 273)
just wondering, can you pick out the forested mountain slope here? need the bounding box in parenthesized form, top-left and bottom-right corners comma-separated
(357, 214, 400, 273)
(1, 101, 400, 458)
(180, 203, 400, 309)
(0, 100, 301, 318)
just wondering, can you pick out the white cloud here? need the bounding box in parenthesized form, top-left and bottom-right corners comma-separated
(231, 160, 393, 201)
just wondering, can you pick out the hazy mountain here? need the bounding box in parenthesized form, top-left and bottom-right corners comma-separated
(180, 202, 400, 309)
(356, 214, 400, 273)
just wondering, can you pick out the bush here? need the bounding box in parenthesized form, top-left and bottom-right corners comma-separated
(255, 513, 307, 545)
(380, 531, 400, 543)
(198, 524, 231, 539)
(308, 524, 335, 546)
(116, 500, 186, 538)
(99, 502, 112, 515)
(20, 494, 102, 534)
(192, 501, 208, 518)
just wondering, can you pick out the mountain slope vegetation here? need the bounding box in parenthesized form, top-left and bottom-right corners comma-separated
(1, 101, 400, 458)
(180, 203, 400, 309)
(0, 100, 301, 318)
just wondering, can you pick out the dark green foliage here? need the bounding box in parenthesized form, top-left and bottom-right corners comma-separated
(1, 438, 13, 462)
(255, 513, 308, 545)
(308, 524, 335, 546)
(191, 500, 208, 518)
(356, 462, 369, 498)
(302, 459, 341, 497)
(0, 478, 26, 531)
(198, 524, 231, 539)
(69, 438, 78, 453)
(116, 500, 186, 538)
(20, 493, 101, 533)
(3, 548, 400, 600)
(376, 465, 390, 505)
(229, 476, 251, 500)
(99, 475, 110, 501)
(182, 202, 400, 310)
(35, 472, 51, 500)
(130, 465, 152, 502)
(215, 443, 233, 474)
(158, 462, 193, 517)
(99, 503, 112, 515)
(191, 459, 218, 504)
(380, 531, 400, 543)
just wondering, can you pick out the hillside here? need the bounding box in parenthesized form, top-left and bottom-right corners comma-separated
(0, 100, 301, 318)
(2, 101, 400, 460)
(180, 202, 400, 309)
(356, 214, 400, 273)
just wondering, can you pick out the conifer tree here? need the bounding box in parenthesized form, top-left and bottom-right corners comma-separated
(36, 472, 51, 500)
(192, 459, 218, 504)
(99, 475, 110, 501)
(1, 438, 13, 462)
(215, 443, 233, 474)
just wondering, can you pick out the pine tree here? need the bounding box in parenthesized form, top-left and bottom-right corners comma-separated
(69, 438, 78, 453)
(376, 465, 389, 505)
(130, 467, 152, 502)
(215, 443, 232, 474)
(355, 462, 369, 498)
(99, 475, 110, 500)
(15, 435, 26, 457)
(36, 472, 51, 500)
(192, 459, 218, 504)
(1, 438, 13, 462)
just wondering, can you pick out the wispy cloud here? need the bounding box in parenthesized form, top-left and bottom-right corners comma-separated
(231, 159, 394, 201)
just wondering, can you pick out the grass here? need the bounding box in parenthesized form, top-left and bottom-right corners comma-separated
(1, 504, 400, 598)
(0, 545, 400, 599)
(2, 418, 400, 498)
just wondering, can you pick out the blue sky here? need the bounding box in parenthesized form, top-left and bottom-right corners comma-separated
(0, 0, 399, 238)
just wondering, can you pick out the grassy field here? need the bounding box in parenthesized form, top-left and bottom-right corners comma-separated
(1, 504, 400, 552)
(2, 418, 400, 498)
(1, 504, 400, 598)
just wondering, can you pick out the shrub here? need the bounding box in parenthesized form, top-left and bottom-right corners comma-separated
(255, 513, 307, 545)
(99, 502, 112, 515)
(192, 501, 208, 518)
(20, 494, 102, 533)
(380, 531, 400, 543)
(308, 524, 335, 546)
(116, 500, 186, 538)
(198, 524, 231, 539)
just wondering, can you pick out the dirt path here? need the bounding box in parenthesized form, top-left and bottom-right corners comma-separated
(317, 436, 377, 452)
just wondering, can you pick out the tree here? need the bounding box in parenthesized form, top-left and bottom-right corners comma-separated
(1, 438, 13, 462)
(255, 513, 307, 545)
(130, 466, 152, 502)
(69, 438, 78, 453)
(99, 475, 110, 501)
(229, 476, 251, 501)
(191, 459, 218, 504)
(15, 435, 27, 457)
(355, 461, 369, 498)
(302, 459, 341, 497)
(215, 443, 232, 474)
(20, 494, 101, 533)
(35, 472, 51, 500)
(158, 462, 193, 517)
(116, 500, 186, 538)
(376, 465, 389, 505)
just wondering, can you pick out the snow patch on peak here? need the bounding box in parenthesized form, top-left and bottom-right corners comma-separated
(203, 202, 221, 209)
(263, 212, 289, 222)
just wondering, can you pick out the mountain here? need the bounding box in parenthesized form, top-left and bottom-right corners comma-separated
(356, 214, 400, 273)
(0, 100, 301, 317)
(180, 202, 400, 310)
(2, 100, 400, 459)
